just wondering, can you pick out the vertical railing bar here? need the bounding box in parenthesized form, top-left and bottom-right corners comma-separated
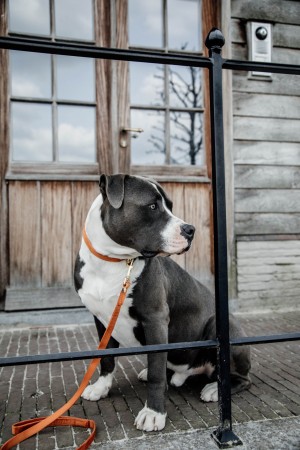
(205, 28, 242, 448)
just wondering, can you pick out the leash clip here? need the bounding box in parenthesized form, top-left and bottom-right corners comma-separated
(122, 259, 134, 293)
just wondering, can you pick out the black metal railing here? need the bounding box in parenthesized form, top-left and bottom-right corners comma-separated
(0, 28, 300, 448)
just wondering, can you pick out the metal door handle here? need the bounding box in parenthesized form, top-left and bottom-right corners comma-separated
(120, 127, 144, 148)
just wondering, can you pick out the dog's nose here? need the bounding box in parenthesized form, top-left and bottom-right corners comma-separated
(180, 224, 195, 240)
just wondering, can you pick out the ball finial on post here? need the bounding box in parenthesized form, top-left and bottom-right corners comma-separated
(205, 28, 225, 55)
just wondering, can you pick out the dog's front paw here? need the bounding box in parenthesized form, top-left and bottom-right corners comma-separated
(82, 374, 113, 401)
(170, 372, 188, 387)
(200, 381, 218, 402)
(134, 405, 167, 431)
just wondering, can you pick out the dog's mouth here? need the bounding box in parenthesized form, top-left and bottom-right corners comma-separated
(141, 250, 159, 258)
(141, 243, 191, 259)
(176, 242, 192, 255)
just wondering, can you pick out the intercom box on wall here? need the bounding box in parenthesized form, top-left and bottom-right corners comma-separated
(247, 21, 272, 79)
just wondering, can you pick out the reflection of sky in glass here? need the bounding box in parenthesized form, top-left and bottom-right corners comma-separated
(8, 0, 50, 36)
(170, 112, 203, 165)
(129, 0, 201, 51)
(168, 0, 200, 51)
(169, 65, 202, 108)
(11, 102, 52, 161)
(130, 62, 164, 106)
(56, 56, 95, 101)
(58, 106, 96, 162)
(10, 51, 51, 98)
(131, 110, 165, 165)
(54, 0, 94, 40)
(129, 0, 163, 48)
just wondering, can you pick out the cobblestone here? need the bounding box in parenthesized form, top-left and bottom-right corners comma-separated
(0, 310, 299, 449)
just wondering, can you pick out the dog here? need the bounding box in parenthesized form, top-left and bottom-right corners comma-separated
(74, 174, 251, 432)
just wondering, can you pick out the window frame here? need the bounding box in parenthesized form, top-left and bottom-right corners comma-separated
(7, 0, 99, 176)
(128, 0, 207, 178)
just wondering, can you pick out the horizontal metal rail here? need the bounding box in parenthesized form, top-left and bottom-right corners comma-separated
(1, 332, 299, 368)
(1, 36, 300, 76)
(223, 58, 300, 75)
(0, 36, 212, 68)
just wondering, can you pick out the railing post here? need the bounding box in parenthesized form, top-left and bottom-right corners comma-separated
(205, 28, 242, 448)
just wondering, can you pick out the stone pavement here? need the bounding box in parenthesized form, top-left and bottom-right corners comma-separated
(0, 309, 299, 449)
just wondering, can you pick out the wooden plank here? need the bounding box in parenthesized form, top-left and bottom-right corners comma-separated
(237, 295, 299, 312)
(184, 184, 212, 283)
(231, 0, 300, 26)
(238, 239, 300, 250)
(233, 117, 300, 142)
(235, 189, 300, 213)
(233, 72, 299, 96)
(5, 287, 82, 311)
(161, 182, 186, 270)
(0, 0, 8, 304)
(236, 238, 300, 310)
(71, 181, 100, 268)
(273, 23, 300, 49)
(95, 0, 112, 174)
(233, 92, 300, 120)
(8, 181, 41, 288)
(235, 165, 300, 189)
(235, 213, 300, 235)
(232, 43, 300, 65)
(41, 182, 72, 287)
(131, 165, 207, 178)
(116, 0, 130, 173)
(234, 141, 300, 166)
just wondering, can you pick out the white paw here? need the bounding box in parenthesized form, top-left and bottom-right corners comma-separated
(138, 368, 148, 382)
(170, 372, 188, 387)
(200, 381, 218, 402)
(81, 374, 113, 401)
(134, 404, 167, 432)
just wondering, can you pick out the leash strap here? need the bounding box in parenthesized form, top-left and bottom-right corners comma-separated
(1, 260, 134, 450)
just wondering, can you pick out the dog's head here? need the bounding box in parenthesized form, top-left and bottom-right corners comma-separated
(99, 174, 195, 258)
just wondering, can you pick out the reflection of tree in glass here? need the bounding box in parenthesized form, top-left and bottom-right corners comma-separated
(148, 65, 203, 165)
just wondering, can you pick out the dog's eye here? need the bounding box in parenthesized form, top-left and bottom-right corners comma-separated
(149, 203, 158, 210)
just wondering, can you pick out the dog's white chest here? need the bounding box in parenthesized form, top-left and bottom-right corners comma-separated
(79, 256, 144, 348)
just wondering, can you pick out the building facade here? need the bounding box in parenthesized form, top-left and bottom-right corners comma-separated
(0, 0, 299, 312)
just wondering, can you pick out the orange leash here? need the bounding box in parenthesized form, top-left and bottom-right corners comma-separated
(1, 259, 134, 450)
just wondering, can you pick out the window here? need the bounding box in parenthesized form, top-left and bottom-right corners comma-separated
(128, 0, 205, 172)
(8, 0, 96, 166)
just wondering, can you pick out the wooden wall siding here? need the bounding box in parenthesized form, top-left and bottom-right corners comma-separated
(95, 0, 113, 174)
(237, 240, 300, 311)
(41, 182, 72, 287)
(8, 181, 99, 291)
(231, 0, 300, 26)
(234, 142, 300, 166)
(230, 2, 300, 238)
(235, 213, 300, 236)
(116, 0, 130, 173)
(161, 182, 213, 286)
(71, 181, 100, 270)
(9, 181, 41, 287)
(0, 0, 8, 302)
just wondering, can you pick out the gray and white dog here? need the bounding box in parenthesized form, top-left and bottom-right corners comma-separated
(74, 174, 251, 432)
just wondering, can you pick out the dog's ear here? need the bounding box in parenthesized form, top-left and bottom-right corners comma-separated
(99, 174, 126, 209)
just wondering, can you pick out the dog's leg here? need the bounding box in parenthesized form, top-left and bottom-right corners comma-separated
(82, 316, 119, 401)
(200, 317, 251, 402)
(135, 322, 168, 432)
